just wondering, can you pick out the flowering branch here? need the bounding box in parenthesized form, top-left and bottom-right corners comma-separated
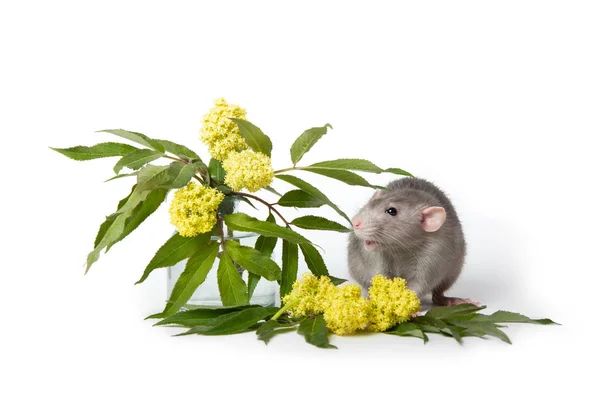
(232, 191, 290, 227)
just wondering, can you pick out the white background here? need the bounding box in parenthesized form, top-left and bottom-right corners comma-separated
(1, 1, 598, 397)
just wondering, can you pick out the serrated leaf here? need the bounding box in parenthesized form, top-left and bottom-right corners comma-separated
(106, 187, 168, 251)
(135, 232, 212, 284)
(280, 240, 298, 298)
(278, 190, 325, 208)
(426, 304, 486, 319)
(247, 273, 261, 301)
(50, 142, 138, 161)
(94, 185, 137, 248)
(157, 241, 219, 316)
(290, 123, 332, 166)
(290, 215, 351, 232)
(218, 251, 249, 306)
(386, 322, 429, 343)
(297, 315, 336, 349)
(298, 243, 329, 276)
(153, 305, 260, 326)
(385, 167, 414, 177)
(86, 187, 151, 272)
(137, 162, 197, 191)
(469, 311, 558, 325)
(306, 158, 413, 177)
(223, 213, 312, 245)
(177, 306, 278, 336)
(303, 168, 384, 189)
(209, 158, 226, 184)
(97, 129, 165, 152)
(155, 139, 201, 160)
(276, 174, 350, 223)
(113, 148, 163, 174)
(225, 240, 282, 281)
(230, 118, 272, 157)
(256, 320, 298, 344)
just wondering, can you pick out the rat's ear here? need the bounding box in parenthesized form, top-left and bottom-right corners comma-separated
(372, 190, 385, 199)
(420, 207, 446, 232)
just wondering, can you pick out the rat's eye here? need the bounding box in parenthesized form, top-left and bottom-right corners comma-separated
(386, 207, 397, 216)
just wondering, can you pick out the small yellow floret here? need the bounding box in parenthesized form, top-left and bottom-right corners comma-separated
(200, 97, 249, 161)
(282, 273, 334, 317)
(222, 150, 274, 192)
(323, 285, 371, 335)
(367, 274, 421, 332)
(169, 182, 225, 237)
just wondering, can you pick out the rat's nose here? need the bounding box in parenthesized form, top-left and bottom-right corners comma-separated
(352, 216, 362, 229)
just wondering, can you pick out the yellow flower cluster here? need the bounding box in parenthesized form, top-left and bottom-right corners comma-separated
(169, 182, 225, 237)
(367, 274, 421, 332)
(282, 273, 420, 335)
(200, 98, 249, 161)
(222, 150, 274, 192)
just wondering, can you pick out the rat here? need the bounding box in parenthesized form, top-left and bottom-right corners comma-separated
(348, 177, 479, 307)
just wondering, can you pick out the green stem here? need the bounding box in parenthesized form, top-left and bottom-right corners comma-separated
(270, 299, 297, 321)
(163, 154, 216, 185)
(232, 191, 291, 227)
(273, 167, 298, 174)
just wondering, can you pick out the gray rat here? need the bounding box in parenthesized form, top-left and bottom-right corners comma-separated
(348, 177, 478, 306)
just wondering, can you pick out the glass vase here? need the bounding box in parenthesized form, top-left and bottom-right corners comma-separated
(166, 198, 278, 307)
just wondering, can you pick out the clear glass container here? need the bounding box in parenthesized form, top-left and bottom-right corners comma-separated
(166, 229, 278, 307)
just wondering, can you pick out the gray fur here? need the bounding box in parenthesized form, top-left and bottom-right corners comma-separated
(347, 178, 466, 300)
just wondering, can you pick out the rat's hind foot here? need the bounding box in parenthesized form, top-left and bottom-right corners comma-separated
(432, 295, 480, 307)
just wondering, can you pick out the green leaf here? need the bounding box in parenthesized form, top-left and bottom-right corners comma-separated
(280, 240, 298, 298)
(303, 168, 384, 189)
(177, 306, 279, 336)
(104, 172, 138, 182)
(256, 320, 298, 344)
(250, 213, 278, 300)
(262, 186, 282, 197)
(209, 158, 226, 184)
(298, 243, 329, 276)
(385, 167, 414, 177)
(113, 148, 163, 174)
(290, 215, 351, 232)
(305, 158, 414, 177)
(297, 315, 337, 349)
(458, 322, 512, 344)
(290, 123, 332, 166)
(276, 174, 351, 223)
(386, 322, 429, 343)
(135, 232, 211, 284)
(329, 276, 348, 286)
(50, 142, 138, 161)
(159, 241, 219, 316)
(278, 190, 325, 208)
(426, 304, 486, 320)
(225, 240, 282, 281)
(106, 187, 169, 251)
(94, 185, 136, 248)
(86, 187, 151, 272)
(217, 251, 249, 306)
(136, 162, 198, 191)
(97, 129, 165, 152)
(155, 139, 201, 160)
(230, 118, 272, 157)
(307, 158, 383, 173)
(153, 305, 260, 326)
(247, 273, 260, 301)
(223, 213, 312, 245)
(469, 311, 558, 325)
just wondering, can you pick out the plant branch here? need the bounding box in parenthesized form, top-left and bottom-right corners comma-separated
(232, 191, 290, 227)
(273, 167, 297, 174)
